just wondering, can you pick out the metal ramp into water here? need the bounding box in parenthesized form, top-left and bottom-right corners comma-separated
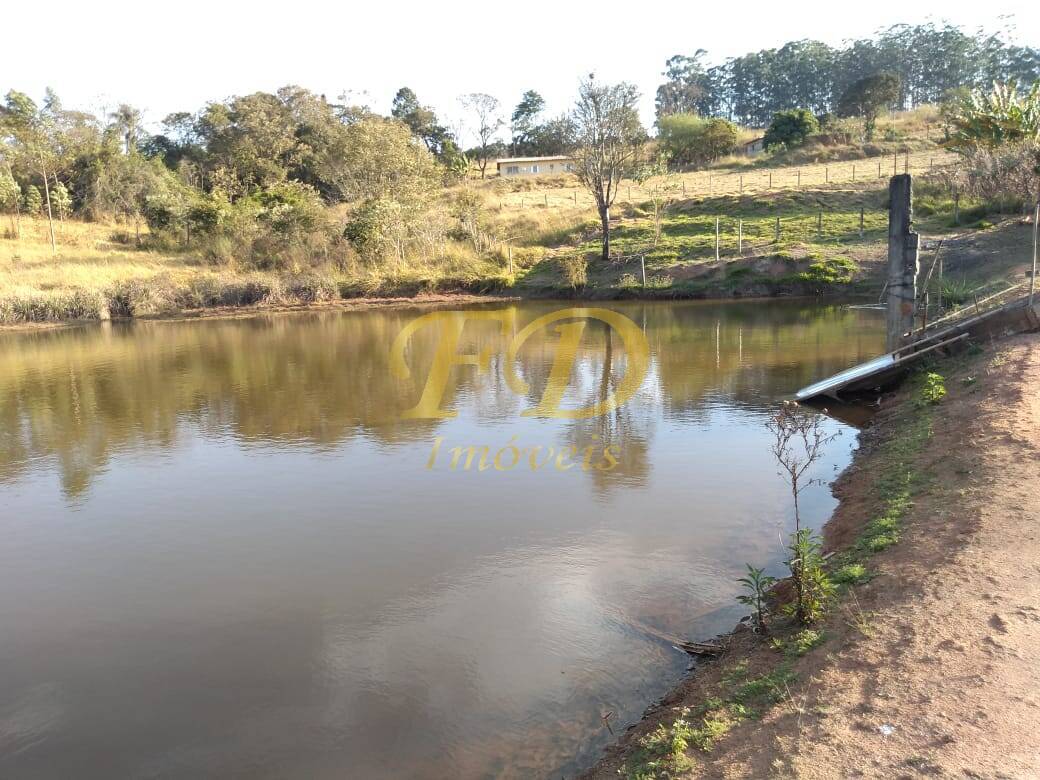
(796, 292, 1040, 402)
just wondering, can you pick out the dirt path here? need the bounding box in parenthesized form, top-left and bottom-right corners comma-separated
(585, 332, 1040, 779)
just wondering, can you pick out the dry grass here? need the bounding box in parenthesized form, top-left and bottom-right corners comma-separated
(487, 149, 959, 211)
(0, 217, 508, 324)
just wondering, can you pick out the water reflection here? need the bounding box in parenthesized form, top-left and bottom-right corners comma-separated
(0, 300, 883, 778)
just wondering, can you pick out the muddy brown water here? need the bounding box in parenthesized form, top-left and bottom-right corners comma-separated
(0, 300, 884, 778)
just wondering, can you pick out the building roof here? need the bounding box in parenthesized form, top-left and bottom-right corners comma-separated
(495, 155, 574, 165)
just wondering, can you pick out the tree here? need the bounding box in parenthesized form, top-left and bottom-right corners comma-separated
(195, 91, 302, 194)
(763, 108, 819, 150)
(23, 184, 42, 214)
(510, 90, 545, 154)
(0, 90, 60, 251)
(657, 114, 738, 168)
(836, 72, 901, 140)
(655, 51, 711, 119)
(459, 93, 503, 179)
(51, 180, 71, 222)
(109, 104, 143, 155)
(0, 167, 21, 235)
(652, 23, 1040, 127)
(526, 114, 576, 157)
(328, 116, 442, 203)
(571, 77, 645, 262)
(768, 402, 838, 625)
(93, 153, 174, 243)
(391, 87, 451, 155)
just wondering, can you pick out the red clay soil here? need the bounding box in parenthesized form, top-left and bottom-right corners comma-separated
(584, 331, 1040, 779)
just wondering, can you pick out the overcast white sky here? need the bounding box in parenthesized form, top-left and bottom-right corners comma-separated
(3, 1, 1038, 143)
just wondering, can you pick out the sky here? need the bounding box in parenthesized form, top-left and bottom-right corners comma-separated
(3, 0, 1038, 144)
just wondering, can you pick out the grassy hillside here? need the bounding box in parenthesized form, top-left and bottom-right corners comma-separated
(0, 108, 1026, 325)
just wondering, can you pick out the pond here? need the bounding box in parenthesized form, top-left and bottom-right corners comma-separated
(0, 300, 884, 778)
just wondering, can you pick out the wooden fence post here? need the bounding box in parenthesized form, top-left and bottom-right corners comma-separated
(738, 219, 743, 254)
(859, 205, 865, 238)
(775, 216, 781, 243)
(817, 211, 823, 239)
(886, 174, 920, 351)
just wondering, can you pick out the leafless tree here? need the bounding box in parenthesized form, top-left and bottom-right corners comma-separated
(768, 401, 839, 624)
(768, 402, 837, 535)
(459, 93, 503, 179)
(572, 76, 645, 262)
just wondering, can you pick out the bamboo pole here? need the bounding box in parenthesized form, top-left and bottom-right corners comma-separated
(715, 217, 720, 264)
(1031, 201, 1039, 305)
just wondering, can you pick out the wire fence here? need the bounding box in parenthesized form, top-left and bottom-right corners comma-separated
(495, 150, 959, 212)
(601, 207, 889, 268)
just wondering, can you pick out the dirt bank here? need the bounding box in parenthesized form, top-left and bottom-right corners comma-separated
(0, 292, 519, 333)
(584, 331, 1040, 779)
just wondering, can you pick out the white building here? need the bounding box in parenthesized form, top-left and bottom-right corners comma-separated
(742, 137, 766, 156)
(496, 155, 575, 177)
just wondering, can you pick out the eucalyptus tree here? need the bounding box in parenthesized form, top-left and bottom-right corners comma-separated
(655, 51, 711, 120)
(655, 23, 1040, 127)
(510, 90, 545, 155)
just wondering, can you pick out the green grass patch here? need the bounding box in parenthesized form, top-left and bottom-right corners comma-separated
(831, 395, 934, 576)
(769, 629, 826, 657)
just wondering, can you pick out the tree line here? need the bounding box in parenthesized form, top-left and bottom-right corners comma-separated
(657, 23, 1040, 127)
(0, 81, 618, 266)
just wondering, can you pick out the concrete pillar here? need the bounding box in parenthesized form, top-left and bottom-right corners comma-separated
(886, 174, 919, 351)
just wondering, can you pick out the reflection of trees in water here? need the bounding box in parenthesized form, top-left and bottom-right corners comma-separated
(643, 301, 885, 416)
(0, 303, 884, 498)
(556, 319, 653, 492)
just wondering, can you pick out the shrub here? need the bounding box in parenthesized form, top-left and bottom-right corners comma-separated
(560, 254, 587, 288)
(658, 114, 739, 168)
(917, 372, 947, 405)
(736, 564, 777, 634)
(764, 109, 819, 151)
